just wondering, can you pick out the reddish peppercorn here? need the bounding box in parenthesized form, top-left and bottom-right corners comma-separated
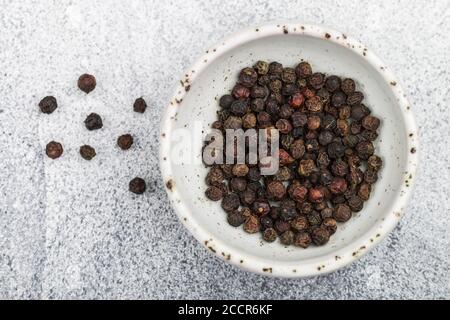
(329, 177, 348, 194)
(289, 92, 305, 108)
(308, 188, 324, 203)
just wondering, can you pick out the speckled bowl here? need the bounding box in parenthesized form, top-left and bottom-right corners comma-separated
(160, 23, 419, 277)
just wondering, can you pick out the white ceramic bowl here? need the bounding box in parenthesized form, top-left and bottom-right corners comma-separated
(160, 23, 419, 277)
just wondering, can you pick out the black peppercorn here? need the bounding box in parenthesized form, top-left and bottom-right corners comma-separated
(46, 141, 63, 159)
(311, 227, 330, 245)
(133, 97, 147, 113)
(280, 230, 295, 245)
(325, 75, 341, 92)
(39, 96, 58, 114)
(222, 193, 241, 212)
(79, 145, 96, 160)
(117, 134, 133, 150)
(205, 186, 224, 201)
(129, 177, 146, 194)
(78, 74, 96, 93)
(219, 94, 234, 108)
(341, 78, 356, 95)
(84, 113, 103, 130)
(294, 231, 311, 248)
(263, 227, 277, 242)
(228, 210, 246, 227)
(239, 67, 258, 87)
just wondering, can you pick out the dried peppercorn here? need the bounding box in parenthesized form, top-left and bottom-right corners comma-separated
(117, 134, 133, 150)
(308, 73, 325, 89)
(280, 230, 295, 245)
(341, 78, 356, 95)
(288, 182, 308, 202)
(279, 104, 294, 119)
(232, 84, 250, 99)
(322, 217, 337, 234)
(282, 83, 299, 96)
(205, 186, 224, 201)
(306, 96, 323, 113)
(204, 59, 383, 250)
(129, 177, 146, 194)
(206, 166, 224, 185)
(260, 216, 274, 230)
(247, 167, 261, 182)
(239, 67, 258, 87)
(244, 215, 261, 233)
(275, 119, 293, 134)
(224, 116, 243, 129)
(329, 177, 348, 194)
(268, 62, 283, 75)
(222, 193, 241, 212)
(331, 91, 347, 107)
(78, 74, 96, 93)
(298, 159, 316, 176)
(289, 92, 305, 108)
(266, 180, 286, 200)
(347, 91, 364, 106)
(228, 210, 246, 227)
(325, 75, 341, 92)
(79, 145, 96, 160)
(242, 113, 257, 129)
(362, 115, 380, 131)
(358, 182, 371, 200)
(327, 141, 346, 159)
(281, 67, 297, 83)
(46, 141, 63, 159)
(84, 113, 103, 130)
(294, 231, 311, 248)
(291, 215, 309, 231)
(263, 228, 277, 242)
(364, 169, 378, 184)
(351, 104, 370, 121)
(295, 62, 312, 78)
(311, 227, 330, 245)
(253, 200, 270, 216)
(367, 155, 383, 171)
(333, 203, 352, 222)
(219, 94, 234, 108)
(308, 188, 324, 203)
(250, 85, 268, 98)
(348, 195, 364, 212)
(39, 96, 58, 114)
(133, 97, 147, 113)
(254, 60, 269, 75)
(355, 141, 374, 159)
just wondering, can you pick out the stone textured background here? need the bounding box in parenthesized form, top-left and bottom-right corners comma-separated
(0, 0, 448, 299)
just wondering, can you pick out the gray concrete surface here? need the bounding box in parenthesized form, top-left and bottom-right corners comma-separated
(0, 0, 448, 299)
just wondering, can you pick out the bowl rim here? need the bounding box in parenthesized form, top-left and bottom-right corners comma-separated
(159, 22, 419, 278)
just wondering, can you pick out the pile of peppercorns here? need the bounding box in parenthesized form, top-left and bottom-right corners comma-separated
(40, 74, 148, 194)
(204, 61, 382, 248)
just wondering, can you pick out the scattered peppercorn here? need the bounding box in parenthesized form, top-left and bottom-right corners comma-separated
(39, 96, 58, 114)
(46, 141, 63, 159)
(117, 134, 134, 150)
(79, 145, 96, 160)
(133, 97, 147, 113)
(84, 113, 103, 130)
(129, 177, 146, 194)
(77, 74, 96, 93)
(203, 59, 382, 249)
